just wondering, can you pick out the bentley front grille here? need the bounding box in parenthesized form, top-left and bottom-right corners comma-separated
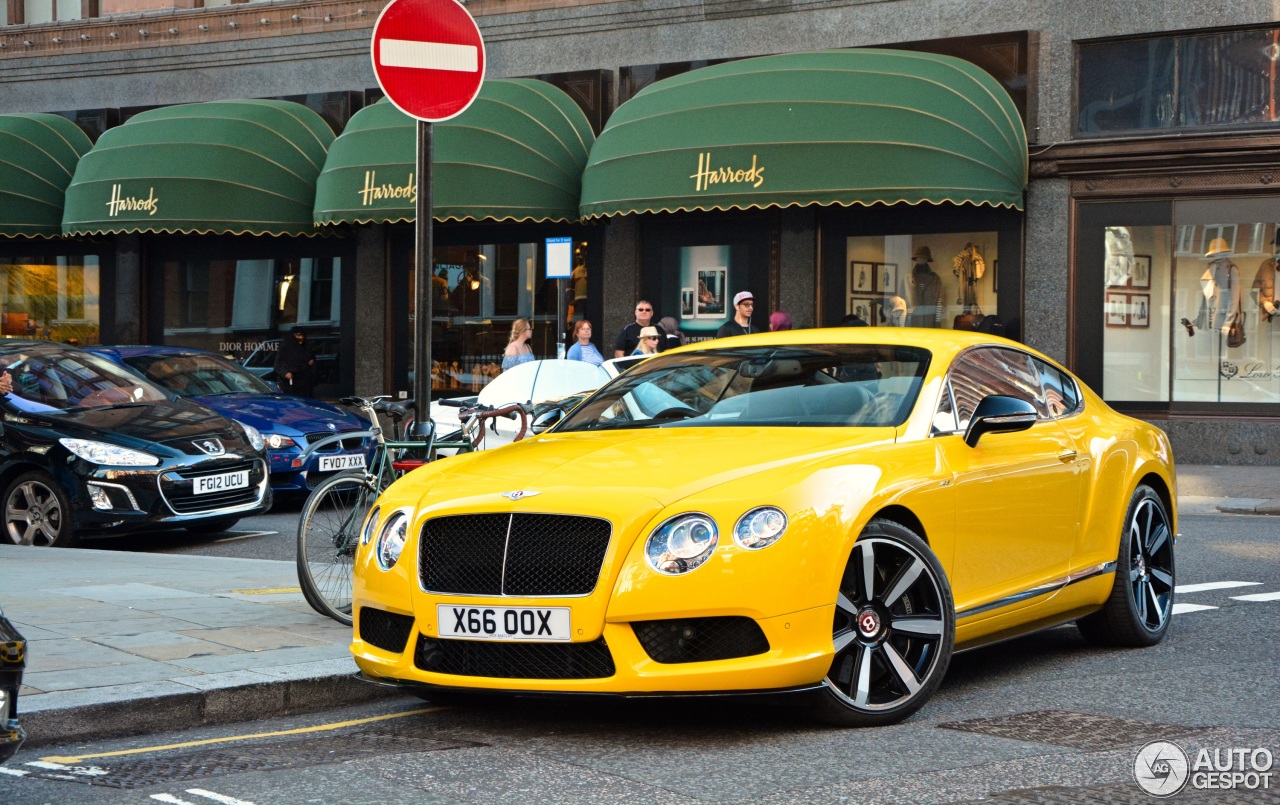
(632, 617, 770, 664)
(419, 513, 611, 596)
(414, 634, 615, 679)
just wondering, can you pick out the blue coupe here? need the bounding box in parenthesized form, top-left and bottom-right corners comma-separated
(89, 346, 373, 496)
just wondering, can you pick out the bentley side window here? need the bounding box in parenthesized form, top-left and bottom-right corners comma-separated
(1032, 357, 1082, 419)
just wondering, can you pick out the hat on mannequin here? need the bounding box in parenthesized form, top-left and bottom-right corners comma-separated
(1205, 237, 1231, 259)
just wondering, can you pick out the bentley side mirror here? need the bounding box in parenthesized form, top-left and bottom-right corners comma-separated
(530, 408, 563, 435)
(963, 395, 1038, 447)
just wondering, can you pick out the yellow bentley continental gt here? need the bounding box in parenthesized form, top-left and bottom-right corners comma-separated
(351, 329, 1176, 726)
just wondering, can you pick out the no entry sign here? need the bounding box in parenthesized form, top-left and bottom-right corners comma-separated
(371, 0, 486, 122)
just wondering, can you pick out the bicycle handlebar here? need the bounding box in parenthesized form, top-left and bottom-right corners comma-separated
(459, 402, 530, 446)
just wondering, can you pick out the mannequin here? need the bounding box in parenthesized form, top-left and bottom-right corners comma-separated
(1252, 231, 1280, 323)
(1195, 238, 1242, 338)
(902, 246, 943, 327)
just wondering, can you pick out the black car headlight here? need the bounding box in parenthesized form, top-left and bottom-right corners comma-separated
(59, 438, 160, 467)
(733, 506, 788, 550)
(645, 513, 718, 575)
(376, 510, 410, 570)
(235, 420, 265, 452)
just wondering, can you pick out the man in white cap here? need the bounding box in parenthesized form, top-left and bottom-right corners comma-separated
(716, 291, 757, 338)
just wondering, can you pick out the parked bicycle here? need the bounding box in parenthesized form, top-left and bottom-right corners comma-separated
(295, 396, 531, 625)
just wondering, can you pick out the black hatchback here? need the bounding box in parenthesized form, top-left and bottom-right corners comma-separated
(0, 341, 272, 547)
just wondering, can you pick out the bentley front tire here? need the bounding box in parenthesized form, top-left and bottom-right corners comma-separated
(813, 519, 954, 727)
(1077, 484, 1174, 647)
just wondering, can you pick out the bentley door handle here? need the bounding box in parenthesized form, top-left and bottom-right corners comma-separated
(1058, 450, 1078, 463)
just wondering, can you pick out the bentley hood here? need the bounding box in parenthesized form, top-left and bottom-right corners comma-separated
(403, 426, 896, 514)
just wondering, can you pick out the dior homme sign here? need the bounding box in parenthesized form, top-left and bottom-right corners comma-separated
(106, 184, 159, 217)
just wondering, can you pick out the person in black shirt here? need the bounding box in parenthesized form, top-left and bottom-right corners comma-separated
(716, 291, 757, 338)
(614, 299, 668, 357)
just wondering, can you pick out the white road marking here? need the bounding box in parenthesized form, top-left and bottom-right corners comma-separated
(1231, 591, 1280, 602)
(0, 767, 28, 777)
(24, 759, 109, 775)
(187, 789, 258, 805)
(151, 795, 196, 805)
(1175, 581, 1261, 594)
(380, 39, 478, 72)
(1172, 603, 1217, 614)
(214, 530, 277, 543)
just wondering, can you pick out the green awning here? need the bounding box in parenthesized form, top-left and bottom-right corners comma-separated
(580, 49, 1028, 218)
(314, 79, 594, 225)
(63, 99, 334, 237)
(0, 114, 93, 238)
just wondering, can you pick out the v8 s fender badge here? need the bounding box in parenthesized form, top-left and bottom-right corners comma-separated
(501, 490, 541, 501)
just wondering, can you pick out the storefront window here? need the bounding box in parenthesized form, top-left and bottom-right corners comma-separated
(0, 256, 101, 345)
(161, 256, 342, 396)
(1100, 198, 1280, 404)
(405, 239, 581, 394)
(844, 234, 998, 329)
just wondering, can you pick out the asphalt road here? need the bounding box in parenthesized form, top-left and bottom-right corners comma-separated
(3, 511, 1278, 804)
(78, 496, 310, 561)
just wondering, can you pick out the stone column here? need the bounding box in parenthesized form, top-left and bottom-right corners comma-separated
(113, 233, 141, 345)
(353, 224, 387, 396)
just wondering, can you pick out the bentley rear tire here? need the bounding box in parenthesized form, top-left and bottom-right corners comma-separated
(1077, 484, 1174, 647)
(812, 519, 954, 727)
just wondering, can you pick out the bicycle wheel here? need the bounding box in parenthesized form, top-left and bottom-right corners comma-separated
(297, 471, 379, 625)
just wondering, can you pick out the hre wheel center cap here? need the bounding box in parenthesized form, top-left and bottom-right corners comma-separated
(856, 607, 882, 639)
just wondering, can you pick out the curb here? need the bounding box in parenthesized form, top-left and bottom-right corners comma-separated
(1217, 502, 1280, 515)
(20, 672, 411, 749)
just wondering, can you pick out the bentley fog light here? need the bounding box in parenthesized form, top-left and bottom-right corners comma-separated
(734, 506, 788, 550)
(376, 510, 409, 570)
(361, 506, 381, 546)
(645, 513, 718, 575)
(59, 438, 160, 466)
(236, 421, 265, 452)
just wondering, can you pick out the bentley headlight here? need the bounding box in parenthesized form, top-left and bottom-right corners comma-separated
(734, 506, 788, 550)
(59, 438, 160, 467)
(376, 510, 409, 570)
(361, 506, 381, 546)
(645, 513, 718, 575)
(236, 421, 265, 452)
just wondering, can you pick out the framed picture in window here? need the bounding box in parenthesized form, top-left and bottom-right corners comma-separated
(876, 262, 898, 296)
(1128, 293, 1150, 327)
(1105, 292, 1129, 328)
(847, 294, 880, 324)
(1131, 255, 1151, 289)
(696, 269, 726, 318)
(680, 287, 695, 319)
(848, 261, 876, 293)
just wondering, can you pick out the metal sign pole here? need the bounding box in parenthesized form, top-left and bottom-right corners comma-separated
(412, 119, 433, 435)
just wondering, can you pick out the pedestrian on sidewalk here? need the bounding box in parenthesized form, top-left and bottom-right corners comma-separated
(716, 291, 757, 338)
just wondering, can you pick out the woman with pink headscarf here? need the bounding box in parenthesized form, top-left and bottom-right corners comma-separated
(769, 311, 793, 331)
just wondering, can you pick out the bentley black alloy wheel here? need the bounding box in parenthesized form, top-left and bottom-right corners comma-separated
(815, 519, 954, 726)
(1077, 484, 1174, 646)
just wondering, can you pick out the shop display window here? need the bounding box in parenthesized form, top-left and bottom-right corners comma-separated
(844, 234, 998, 330)
(407, 239, 585, 394)
(1100, 197, 1280, 405)
(0, 256, 101, 345)
(160, 256, 342, 395)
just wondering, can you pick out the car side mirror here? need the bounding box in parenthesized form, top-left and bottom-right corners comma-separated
(530, 408, 563, 434)
(963, 395, 1038, 448)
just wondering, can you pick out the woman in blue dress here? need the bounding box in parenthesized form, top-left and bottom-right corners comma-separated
(501, 318, 536, 371)
(565, 320, 604, 366)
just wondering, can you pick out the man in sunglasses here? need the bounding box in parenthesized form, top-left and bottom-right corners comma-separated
(613, 299, 668, 357)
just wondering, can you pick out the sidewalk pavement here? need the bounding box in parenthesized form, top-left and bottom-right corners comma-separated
(0, 463, 1277, 751)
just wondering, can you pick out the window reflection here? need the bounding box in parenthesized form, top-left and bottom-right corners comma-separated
(845, 235, 998, 330)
